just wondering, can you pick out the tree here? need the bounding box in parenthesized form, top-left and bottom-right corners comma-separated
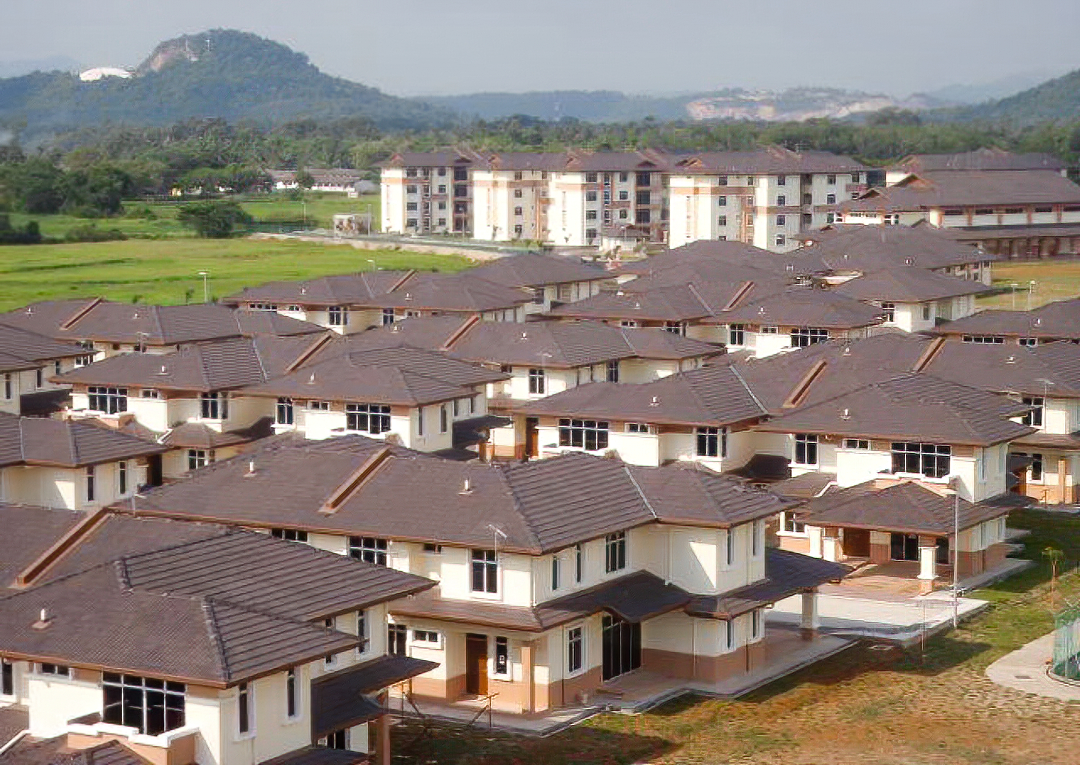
(176, 200, 253, 238)
(1044, 546, 1067, 611)
(295, 169, 315, 190)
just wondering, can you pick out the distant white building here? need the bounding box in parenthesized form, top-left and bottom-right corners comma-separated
(78, 67, 133, 82)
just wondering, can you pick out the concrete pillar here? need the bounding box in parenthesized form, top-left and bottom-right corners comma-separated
(377, 691, 391, 765)
(917, 536, 937, 595)
(521, 641, 535, 714)
(800, 589, 820, 640)
(821, 528, 840, 562)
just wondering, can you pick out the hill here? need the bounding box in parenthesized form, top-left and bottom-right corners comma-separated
(954, 67, 1080, 123)
(0, 30, 456, 139)
(420, 86, 933, 124)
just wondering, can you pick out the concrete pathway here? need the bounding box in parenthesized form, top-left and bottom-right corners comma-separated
(986, 632, 1080, 702)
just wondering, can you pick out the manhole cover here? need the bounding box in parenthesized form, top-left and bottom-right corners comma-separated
(1014, 674, 1033, 680)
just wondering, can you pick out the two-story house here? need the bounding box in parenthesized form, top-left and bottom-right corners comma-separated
(127, 437, 848, 716)
(0, 299, 324, 359)
(931, 296, 1080, 345)
(0, 322, 92, 416)
(464, 252, 609, 315)
(831, 268, 990, 333)
(515, 363, 768, 469)
(0, 504, 434, 765)
(0, 412, 166, 510)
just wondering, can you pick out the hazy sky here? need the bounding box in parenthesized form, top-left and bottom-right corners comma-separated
(3, 0, 1078, 96)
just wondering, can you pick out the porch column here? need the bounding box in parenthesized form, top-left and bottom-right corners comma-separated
(917, 536, 937, 595)
(821, 527, 840, 562)
(521, 641, 535, 714)
(377, 690, 391, 765)
(800, 589, 820, 640)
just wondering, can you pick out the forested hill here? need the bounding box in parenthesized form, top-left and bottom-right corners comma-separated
(952, 68, 1080, 123)
(0, 30, 457, 139)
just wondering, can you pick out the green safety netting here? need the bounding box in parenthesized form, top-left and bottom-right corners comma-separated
(1052, 604, 1080, 680)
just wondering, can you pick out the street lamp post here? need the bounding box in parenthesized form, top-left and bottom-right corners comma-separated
(197, 271, 210, 303)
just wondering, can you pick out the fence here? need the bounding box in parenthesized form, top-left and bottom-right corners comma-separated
(1052, 604, 1080, 680)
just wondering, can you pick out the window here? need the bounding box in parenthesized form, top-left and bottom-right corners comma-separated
(696, 427, 727, 458)
(567, 627, 583, 674)
(349, 537, 388, 566)
(440, 404, 448, 433)
(790, 327, 829, 348)
(528, 368, 546, 395)
(88, 386, 127, 414)
(794, 434, 818, 466)
(346, 403, 391, 434)
(551, 556, 561, 591)
(636, 190, 651, 206)
(827, 174, 836, 185)
(776, 214, 786, 225)
(35, 367, 43, 389)
(471, 549, 498, 593)
(187, 449, 209, 471)
(75, 354, 94, 368)
(922, 303, 933, 321)
(1022, 397, 1044, 428)
(381, 308, 396, 326)
(102, 673, 185, 735)
(585, 173, 598, 183)
(585, 209, 598, 220)
(753, 520, 762, 557)
(962, 335, 1005, 345)
(85, 466, 95, 503)
(726, 619, 735, 650)
(1, 659, 12, 697)
(514, 206, 523, 216)
(276, 397, 294, 425)
(718, 215, 727, 226)
(1031, 453, 1044, 482)
(140, 389, 160, 399)
(1019, 337, 1037, 347)
(39, 663, 70, 676)
(782, 512, 806, 534)
(237, 682, 252, 736)
(388, 624, 407, 655)
(118, 461, 128, 496)
(585, 190, 597, 202)
(357, 611, 368, 654)
(406, 202, 418, 212)
(513, 188, 523, 199)
(826, 193, 836, 205)
(761, 325, 778, 334)
(575, 544, 584, 582)
(494, 637, 510, 677)
(417, 406, 424, 436)
(286, 669, 298, 719)
(308, 400, 330, 411)
(752, 609, 762, 639)
(775, 234, 786, 247)
(842, 438, 870, 450)
(328, 306, 348, 327)
(412, 630, 439, 645)
(726, 529, 736, 566)
(324, 619, 337, 666)
(880, 302, 895, 323)
(891, 442, 951, 479)
(718, 175, 728, 186)
(626, 422, 649, 433)
(200, 392, 227, 420)
(605, 531, 627, 573)
(3, 373, 11, 400)
(606, 359, 620, 383)
(728, 324, 745, 346)
(271, 528, 309, 542)
(558, 419, 609, 451)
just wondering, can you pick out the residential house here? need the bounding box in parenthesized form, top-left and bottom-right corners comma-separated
(666, 148, 868, 251)
(0, 412, 166, 510)
(0, 504, 434, 765)
(237, 344, 507, 454)
(464, 252, 609, 314)
(832, 268, 991, 332)
(268, 168, 368, 194)
(884, 148, 1068, 187)
(0, 322, 92, 416)
(127, 437, 849, 716)
(0, 300, 324, 359)
(782, 479, 1011, 593)
(930, 296, 1080, 345)
(515, 363, 767, 469)
(55, 336, 326, 477)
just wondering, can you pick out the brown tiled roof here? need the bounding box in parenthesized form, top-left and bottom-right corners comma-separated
(467, 252, 608, 289)
(615, 240, 787, 276)
(0, 737, 153, 765)
(0, 301, 322, 347)
(833, 268, 992, 303)
(518, 363, 767, 428)
(843, 170, 1080, 212)
(223, 271, 410, 307)
(160, 417, 274, 449)
(685, 548, 849, 619)
(0, 504, 82, 592)
(717, 287, 886, 329)
(674, 147, 865, 175)
(379, 149, 482, 169)
(311, 655, 436, 737)
(754, 373, 1036, 446)
(474, 152, 570, 172)
(368, 272, 531, 313)
(891, 149, 1066, 174)
(130, 438, 788, 554)
(546, 284, 716, 322)
(794, 480, 1007, 535)
(931, 297, 1080, 341)
(793, 224, 993, 272)
(0, 322, 87, 374)
(259, 747, 368, 765)
(0, 413, 166, 468)
(917, 338, 1080, 399)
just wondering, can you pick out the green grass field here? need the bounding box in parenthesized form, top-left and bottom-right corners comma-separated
(0, 238, 466, 310)
(5, 192, 381, 240)
(982, 259, 1080, 309)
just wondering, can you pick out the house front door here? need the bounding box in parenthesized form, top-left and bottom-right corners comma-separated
(842, 528, 871, 558)
(601, 615, 641, 681)
(525, 417, 539, 459)
(465, 634, 488, 696)
(890, 533, 919, 561)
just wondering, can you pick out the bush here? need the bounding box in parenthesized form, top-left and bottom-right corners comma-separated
(0, 215, 42, 244)
(64, 224, 128, 243)
(176, 200, 253, 238)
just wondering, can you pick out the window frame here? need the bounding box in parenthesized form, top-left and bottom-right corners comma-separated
(794, 434, 819, 467)
(604, 531, 627, 574)
(471, 548, 499, 594)
(566, 626, 584, 676)
(345, 403, 391, 435)
(695, 426, 727, 459)
(349, 536, 389, 566)
(558, 418, 609, 451)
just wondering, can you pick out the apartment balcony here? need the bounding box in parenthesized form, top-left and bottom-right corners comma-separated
(63, 714, 200, 765)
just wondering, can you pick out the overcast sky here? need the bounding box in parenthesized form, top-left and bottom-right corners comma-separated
(3, 0, 1078, 97)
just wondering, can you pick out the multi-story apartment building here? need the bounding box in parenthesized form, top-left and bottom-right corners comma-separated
(666, 148, 868, 252)
(380, 150, 482, 235)
(470, 153, 565, 242)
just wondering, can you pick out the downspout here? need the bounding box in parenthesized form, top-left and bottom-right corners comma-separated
(0, 731, 29, 756)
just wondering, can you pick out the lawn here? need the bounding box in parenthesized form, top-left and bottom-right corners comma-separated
(393, 509, 1080, 764)
(0, 238, 467, 310)
(5, 192, 381, 240)
(981, 259, 1080, 310)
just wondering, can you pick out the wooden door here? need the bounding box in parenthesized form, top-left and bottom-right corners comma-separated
(465, 634, 488, 696)
(525, 417, 539, 459)
(842, 529, 870, 558)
